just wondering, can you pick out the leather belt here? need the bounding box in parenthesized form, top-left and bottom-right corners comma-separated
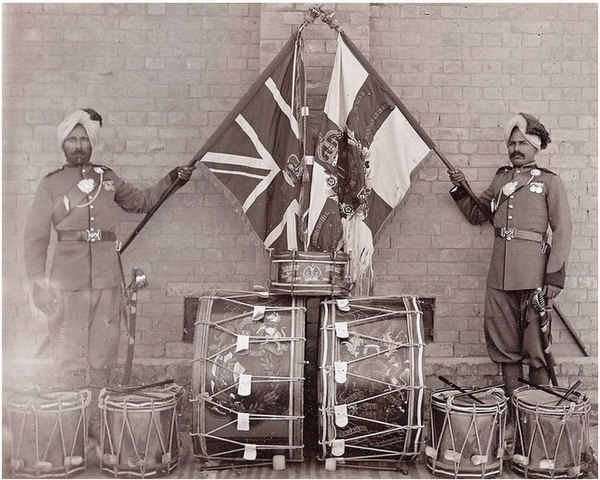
(57, 229, 117, 243)
(495, 227, 545, 243)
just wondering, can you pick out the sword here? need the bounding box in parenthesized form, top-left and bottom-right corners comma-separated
(552, 302, 590, 357)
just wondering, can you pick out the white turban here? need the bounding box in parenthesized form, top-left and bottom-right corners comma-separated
(504, 113, 551, 151)
(57, 109, 102, 150)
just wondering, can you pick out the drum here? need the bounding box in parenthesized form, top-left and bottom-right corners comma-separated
(191, 291, 306, 465)
(269, 250, 351, 296)
(7, 389, 91, 478)
(426, 386, 507, 478)
(318, 296, 425, 469)
(98, 382, 183, 477)
(511, 386, 591, 478)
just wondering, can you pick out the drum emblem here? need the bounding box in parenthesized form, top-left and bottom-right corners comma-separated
(302, 264, 322, 282)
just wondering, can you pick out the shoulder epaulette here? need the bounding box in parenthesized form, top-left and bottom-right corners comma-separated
(495, 165, 513, 174)
(538, 167, 557, 175)
(44, 166, 65, 178)
(92, 164, 113, 172)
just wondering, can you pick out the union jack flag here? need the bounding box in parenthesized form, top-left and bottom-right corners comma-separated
(196, 36, 306, 250)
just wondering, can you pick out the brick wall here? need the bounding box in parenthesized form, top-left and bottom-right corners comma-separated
(3, 4, 597, 399)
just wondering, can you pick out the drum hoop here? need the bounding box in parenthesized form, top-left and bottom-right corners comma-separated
(513, 386, 590, 414)
(8, 389, 91, 411)
(99, 385, 183, 410)
(431, 387, 507, 413)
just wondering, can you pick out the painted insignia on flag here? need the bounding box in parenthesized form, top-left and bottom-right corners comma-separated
(307, 35, 431, 293)
(196, 36, 306, 251)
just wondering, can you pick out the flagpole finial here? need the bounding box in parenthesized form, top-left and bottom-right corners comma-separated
(320, 9, 343, 33)
(299, 4, 322, 34)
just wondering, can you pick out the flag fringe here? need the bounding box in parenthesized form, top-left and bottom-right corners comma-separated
(197, 163, 267, 251)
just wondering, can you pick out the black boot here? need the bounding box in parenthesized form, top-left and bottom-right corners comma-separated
(528, 365, 550, 386)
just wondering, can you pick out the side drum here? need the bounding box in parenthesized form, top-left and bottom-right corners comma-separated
(191, 291, 306, 466)
(98, 383, 183, 478)
(426, 386, 507, 478)
(269, 250, 351, 296)
(318, 296, 425, 469)
(7, 390, 91, 478)
(511, 386, 591, 478)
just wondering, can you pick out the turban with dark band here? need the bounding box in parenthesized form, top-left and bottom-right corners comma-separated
(504, 112, 551, 151)
(57, 109, 103, 150)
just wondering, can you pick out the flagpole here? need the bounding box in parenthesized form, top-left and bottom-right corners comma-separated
(336, 30, 492, 224)
(119, 35, 300, 254)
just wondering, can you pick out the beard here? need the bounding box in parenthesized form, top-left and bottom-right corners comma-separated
(65, 150, 91, 166)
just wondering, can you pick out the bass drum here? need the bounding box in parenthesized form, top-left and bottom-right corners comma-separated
(191, 291, 306, 465)
(318, 296, 425, 468)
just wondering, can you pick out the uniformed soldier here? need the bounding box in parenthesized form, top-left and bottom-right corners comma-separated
(23, 108, 195, 393)
(447, 113, 572, 418)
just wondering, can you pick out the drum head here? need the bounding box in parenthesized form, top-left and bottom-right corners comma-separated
(432, 387, 506, 410)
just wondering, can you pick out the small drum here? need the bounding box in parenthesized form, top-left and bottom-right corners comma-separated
(426, 386, 507, 478)
(99, 382, 183, 477)
(191, 291, 306, 465)
(269, 250, 351, 296)
(7, 389, 91, 478)
(511, 386, 591, 478)
(319, 296, 425, 469)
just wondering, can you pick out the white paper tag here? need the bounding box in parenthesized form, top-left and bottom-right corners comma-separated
(237, 412, 250, 431)
(336, 298, 350, 312)
(236, 334, 250, 353)
(334, 404, 348, 427)
(238, 373, 252, 396)
(243, 444, 257, 460)
(331, 439, 345, 457)
(334, 361, 347, 384)
(334, 322, 349, 339)
(252, 306, 266, 321)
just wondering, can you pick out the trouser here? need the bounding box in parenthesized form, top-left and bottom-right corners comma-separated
(47, 287, 121, 439)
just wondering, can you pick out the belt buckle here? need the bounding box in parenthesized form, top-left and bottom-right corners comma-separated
(501, 227, 516, 241)
(85, 229, 102, 243)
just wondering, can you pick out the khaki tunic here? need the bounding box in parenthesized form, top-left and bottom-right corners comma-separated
(450, 164, 572, 290)
(24, 163, 176, 291)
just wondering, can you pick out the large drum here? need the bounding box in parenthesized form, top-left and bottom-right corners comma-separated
(7, 389, 91, 478)
(98, 382, 183, 477)
(269, 250, 351, 296)
(511, 386, 591, 478)
(426, 386, 507, 478)
(318, 296, 425, 469)
(191, 291, 306, 466)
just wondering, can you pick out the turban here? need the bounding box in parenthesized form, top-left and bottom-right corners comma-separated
(504, 112, 551, 151)
(57, 109, 102, 150)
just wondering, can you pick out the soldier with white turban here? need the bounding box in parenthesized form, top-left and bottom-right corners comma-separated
(447, 113, 572, 426)
(23, 108, 194, 438)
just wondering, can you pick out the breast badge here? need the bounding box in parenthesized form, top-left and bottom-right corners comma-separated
(103, 180, 115, 191)
(77, 178, 95, 194)
(529, 181, 544, 193)
(502, 181, 518, 196)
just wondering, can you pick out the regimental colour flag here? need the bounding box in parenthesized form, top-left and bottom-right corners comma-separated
(307, 35, 432, 294)
(196, 35, 306, 251)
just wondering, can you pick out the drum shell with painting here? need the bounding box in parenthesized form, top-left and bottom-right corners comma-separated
(511, 386, 591, 478)
(269, 250, 350, 296)
(98, 383, 183, 478)
(7, 390, 90, 478)
(191, 291, 306, 463)
(318, 296, 425, 465)
(426, 387, 507, 478)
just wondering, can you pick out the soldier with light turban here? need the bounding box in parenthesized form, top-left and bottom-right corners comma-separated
(23, 108, 195, 440)
(447, 113, 572, 426)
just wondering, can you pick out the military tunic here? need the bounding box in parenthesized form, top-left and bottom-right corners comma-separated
(450, 163, 572, 366)
(24, 163, 179, 382)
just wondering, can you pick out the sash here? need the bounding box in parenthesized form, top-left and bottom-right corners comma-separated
(53, 166, 104, 227)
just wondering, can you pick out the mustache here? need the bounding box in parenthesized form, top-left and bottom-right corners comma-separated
(510, 151, 524, 159)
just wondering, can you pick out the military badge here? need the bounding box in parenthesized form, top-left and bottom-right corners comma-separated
(77, 178, 95, 194)
(103, 180, 115, 191)
(531, 169, 541, 177)
(502, 181, 518, 196)
(530, 181, 544, 193)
